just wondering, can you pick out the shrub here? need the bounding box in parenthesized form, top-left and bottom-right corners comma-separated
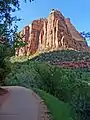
(5, 61, 90, 120)
(31, 50, 90, 62)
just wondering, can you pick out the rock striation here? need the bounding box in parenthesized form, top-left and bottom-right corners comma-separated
(16, 9, 89, 56)
(52, 60, 90, 68)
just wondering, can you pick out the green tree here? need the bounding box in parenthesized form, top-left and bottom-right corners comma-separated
(0, 38, 13, 85)
(0, 0, 33, 92)
(0, 0, 33, 41)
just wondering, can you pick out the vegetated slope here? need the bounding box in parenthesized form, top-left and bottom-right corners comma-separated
(34, 88, 74, 120)
(31, 50, 90, 62)
(5, 61, 90, 87)
(5, 61, 90, 120)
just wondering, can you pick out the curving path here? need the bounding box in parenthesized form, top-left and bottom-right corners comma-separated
(0, 86, 42, 120)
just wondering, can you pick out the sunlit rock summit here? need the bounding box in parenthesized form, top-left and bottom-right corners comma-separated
(16, 9, 89, 56)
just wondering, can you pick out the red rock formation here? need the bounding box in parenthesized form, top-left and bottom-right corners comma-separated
(16, 9, 90, 56)
(52, 60, 90, 68)
(65, 18, 88, 50)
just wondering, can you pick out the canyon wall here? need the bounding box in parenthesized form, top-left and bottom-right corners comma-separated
(16, 9, 89, 56)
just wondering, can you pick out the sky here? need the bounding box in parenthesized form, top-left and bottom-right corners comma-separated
(14, 0, 90, 44)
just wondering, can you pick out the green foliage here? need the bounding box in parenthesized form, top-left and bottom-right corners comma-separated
(0, 0, 33, 41)
(5, 61, 42, 88)
(5, 61, 90, 120)
(34, 88, 74, 120)
(0, 0, 20, 41)
(0, 0, 33, 85)
(31, 50, 90, 62)
(10, 51, 40, 63)
(0, 41, 13, 85)
(81, 32, 90, 39)
(13, 33, 28, 49)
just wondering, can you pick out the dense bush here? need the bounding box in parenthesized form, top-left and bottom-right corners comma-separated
(0, 42, 13, 85)
(5, 61, 90, 120)
(5, 61, 42, 88)
(31, 50, 90, 62)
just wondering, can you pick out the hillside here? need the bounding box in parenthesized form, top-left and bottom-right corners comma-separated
(5, 60, 90, 120)
(31, 50, 90, 62)
(30, 50, 90, 68)
(6, 39, 90, 120)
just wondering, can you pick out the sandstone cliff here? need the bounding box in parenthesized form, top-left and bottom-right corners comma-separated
(16, 9, 89, 56)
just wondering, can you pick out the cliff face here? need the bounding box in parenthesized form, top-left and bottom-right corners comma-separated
(16, 9, 89, 56)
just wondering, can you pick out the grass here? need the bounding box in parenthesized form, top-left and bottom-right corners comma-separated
(34, 88, 75, 120)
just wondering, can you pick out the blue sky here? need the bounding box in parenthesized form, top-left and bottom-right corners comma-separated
(14, 0, 90, 44)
